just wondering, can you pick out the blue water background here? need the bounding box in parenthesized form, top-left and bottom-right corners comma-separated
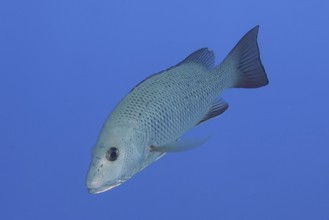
(1, 1, 329, 219)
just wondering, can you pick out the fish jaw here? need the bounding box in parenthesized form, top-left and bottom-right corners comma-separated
(85, 158, 131, 194)
(86, 152, 165, 194)
(87, 178, 127, 194)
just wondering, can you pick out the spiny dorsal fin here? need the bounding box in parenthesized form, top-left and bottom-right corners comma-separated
(197, 98, 229, 125)
(130, 48, 215, 92)
(177, 48, 215, 69)
(130, 48, 215, 93)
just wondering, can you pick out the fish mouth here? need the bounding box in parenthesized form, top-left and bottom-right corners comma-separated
(88, 182, 121, 194)
(87, 179, 128, 194)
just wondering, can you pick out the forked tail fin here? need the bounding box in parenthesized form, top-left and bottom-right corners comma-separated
(215, 25, 269, 88)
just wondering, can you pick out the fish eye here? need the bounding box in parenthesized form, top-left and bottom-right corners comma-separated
(106, 147, 119, 161)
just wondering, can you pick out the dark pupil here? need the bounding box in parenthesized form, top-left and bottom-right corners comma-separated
(106, 147, 119, 161)
(110, 151, 117, 158)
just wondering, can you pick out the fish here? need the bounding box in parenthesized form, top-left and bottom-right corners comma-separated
(86, 25, 269, 194)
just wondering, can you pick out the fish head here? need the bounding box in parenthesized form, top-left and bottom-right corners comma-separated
(86, 125, 163, 194)
(86, 140, 141, 194)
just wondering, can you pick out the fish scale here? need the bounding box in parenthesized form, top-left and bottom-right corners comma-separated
(86, 25, 269, 193)
(109, 63, 216, 147)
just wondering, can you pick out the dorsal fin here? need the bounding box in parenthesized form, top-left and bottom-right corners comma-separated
(197, 98, 229, 125)
(177, 48, 215, 69)
(129, 48, 215, 93)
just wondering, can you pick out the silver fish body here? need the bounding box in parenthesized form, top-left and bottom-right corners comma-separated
(86, 26, 268, 194)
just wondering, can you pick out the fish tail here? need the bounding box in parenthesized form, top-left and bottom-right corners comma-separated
(214, 25, 269, 88)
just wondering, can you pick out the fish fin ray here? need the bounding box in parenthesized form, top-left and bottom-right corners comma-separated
(129, 49, 214, 93)
(218, 25, 269, 88)
(197, 97, 228, 125)
(177, 48, 215, 69)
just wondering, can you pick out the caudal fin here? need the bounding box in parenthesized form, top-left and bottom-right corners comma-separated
(217, 25, 269, 88)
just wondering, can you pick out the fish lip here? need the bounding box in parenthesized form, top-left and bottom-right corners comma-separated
(88, 182, 121, 194)
(87, 178, 128, 194)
